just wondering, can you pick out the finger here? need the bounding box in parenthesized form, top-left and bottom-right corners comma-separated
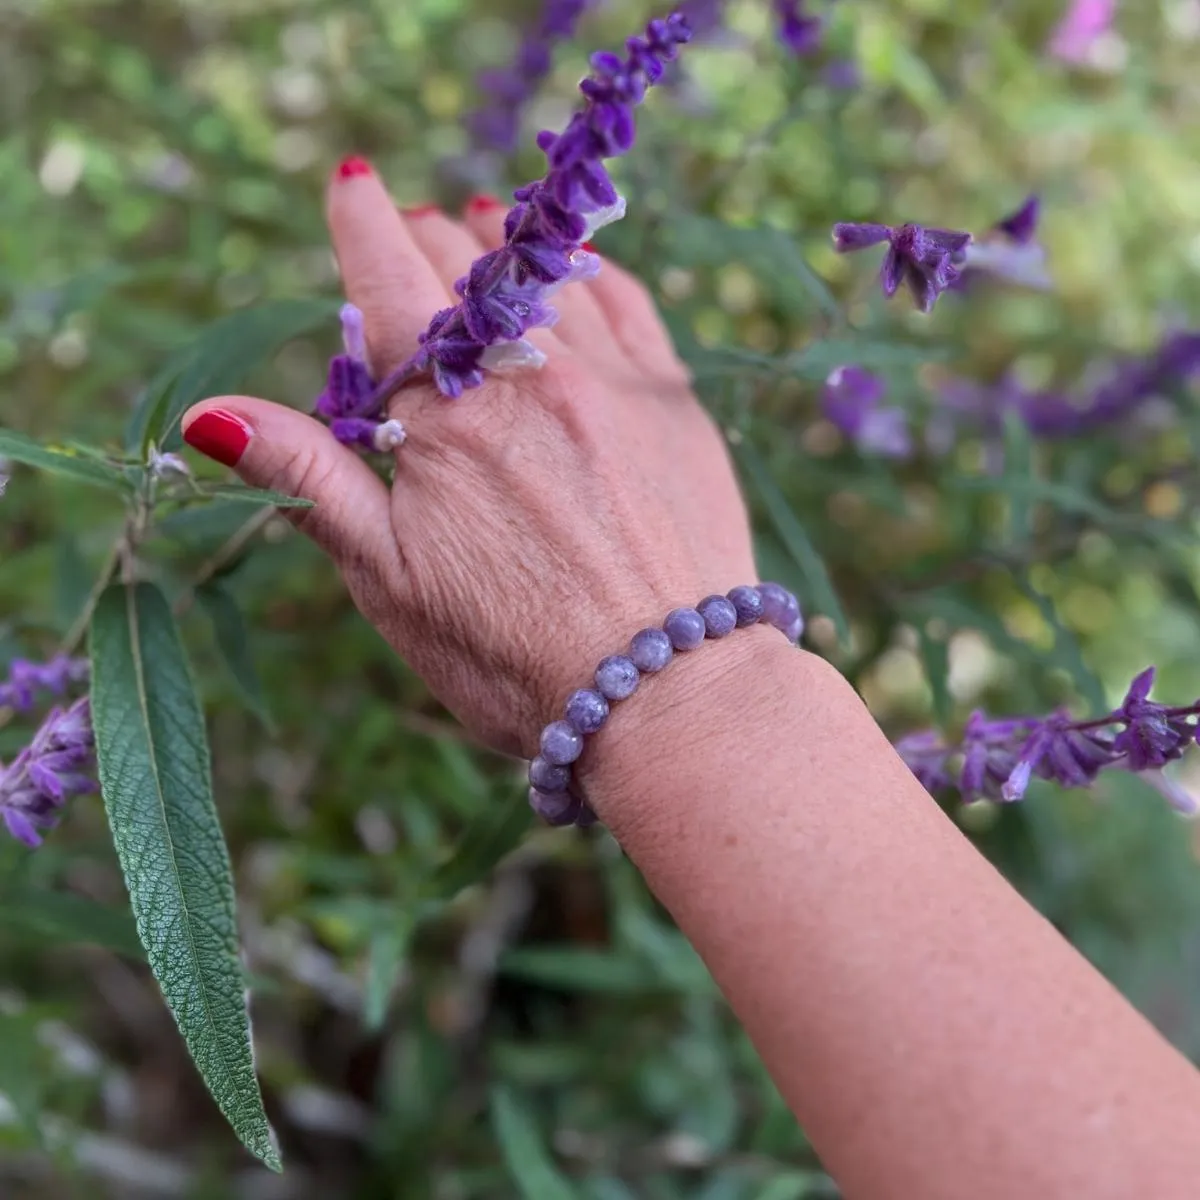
(584, 253, 691, 384)
(181, 397, 400, 582)
(325, 157, 451, 375)
(460, 195, 623, 361)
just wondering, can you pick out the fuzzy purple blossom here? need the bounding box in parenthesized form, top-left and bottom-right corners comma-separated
(1, 697, 96, 847)
(832, 221, 972, 313)
(822, 365, 913, 458)
(1048, 0, 1116, 64)
(466, 0, 598, 155)
(894, 667, 1200, 814)
(0, 654, 89, 713)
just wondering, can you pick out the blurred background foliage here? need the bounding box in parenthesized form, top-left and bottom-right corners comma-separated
(3, 0, 1200, 1195)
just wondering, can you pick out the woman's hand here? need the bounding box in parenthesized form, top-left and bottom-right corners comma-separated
(182, 162, 756, 757)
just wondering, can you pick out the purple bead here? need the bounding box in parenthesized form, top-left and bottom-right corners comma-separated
(528, 787, 580, 826)
(630, 628, 673, 673)
(529, 755, 571, 793)
(540, 720, 583, 765)
(784, 614, 804, 643)
(697, 594, 737, 638)
(758, 582, 799, 630)
(664, 607, 706, 651)
(726, 585, 764, 627)
(565, 688, 609, 734)
(595, 654, 640, 701)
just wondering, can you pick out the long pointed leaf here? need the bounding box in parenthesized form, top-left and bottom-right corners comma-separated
(90, 582, 278, 1169)
(490, 1085, 578, 1200)
(0, 429, 131, 493)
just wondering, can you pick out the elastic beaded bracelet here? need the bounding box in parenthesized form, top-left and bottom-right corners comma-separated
(527, 582, 804, 827)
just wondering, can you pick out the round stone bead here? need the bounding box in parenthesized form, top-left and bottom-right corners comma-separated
(727, 584, 765, 627)
(595, 654, 640, 700)
(697, 594, 737, 638)
(758, 581, 798, 629)
(529, 755, 571, 793)
(630, 627, 673, 673)
(565, 687, 610, 734)
(540, 719, 584, 765)
(664, 606, 706, 650)
(784, 614, 805, 643)
(528, 787, 579, 826)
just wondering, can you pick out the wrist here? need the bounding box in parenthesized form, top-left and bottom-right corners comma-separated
(576, 625, 844, 832)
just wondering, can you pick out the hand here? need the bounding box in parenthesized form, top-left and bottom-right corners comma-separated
(182, 163, 757, 758)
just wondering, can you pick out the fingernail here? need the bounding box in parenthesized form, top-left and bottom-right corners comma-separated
(402, 203, 440, 218)
(183, 409, 253, 467)
(582, 241, 598, 253)
(334, 155, 373, 181)
(467, 194, 505, 215)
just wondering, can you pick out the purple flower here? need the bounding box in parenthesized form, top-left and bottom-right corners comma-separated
(821, 365, 912, 458)
(355, 11, 692, 403)
(1048, 0, 1116, 64)
(895, 667, 1200, 817)
(466, 0, 598, 155)
(773, 0, 824, 55)
(1111, 668, 1193, 771)
(832, 221, 972, 313)
(1, 697, 97, 847)
(0, 654, 89, 713)
(954, 195, 1051, 291)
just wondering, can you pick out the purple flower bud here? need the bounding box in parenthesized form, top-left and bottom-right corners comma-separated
(0, 655, 89, 714)
(774, 0, 824, 55)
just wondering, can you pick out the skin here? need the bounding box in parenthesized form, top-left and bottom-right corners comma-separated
(183, 166, 1200, 1197)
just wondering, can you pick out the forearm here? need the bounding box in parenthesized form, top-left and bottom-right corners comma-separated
(583, 630, 1200, 1199)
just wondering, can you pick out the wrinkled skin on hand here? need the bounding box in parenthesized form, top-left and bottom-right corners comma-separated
(184, 169, 756, 757)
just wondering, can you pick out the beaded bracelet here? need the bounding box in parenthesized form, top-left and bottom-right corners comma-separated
(527, 582, 804, 827)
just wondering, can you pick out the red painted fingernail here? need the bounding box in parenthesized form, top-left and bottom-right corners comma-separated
(183, 409, 253, 468)
(334, 155, 373, 181)
(467, 194, 505, 214)
(402, 203, 440, 218)
(582, 241, 598, 253)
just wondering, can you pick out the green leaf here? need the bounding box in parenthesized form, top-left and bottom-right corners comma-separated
(490, 1085, 578, 1200)
(916, 624, 953, 726)
(423, 789, 533, 903)
(196, 583, 273, 730)
(363, 914, 415, 1032)
(126, 297, 338, 454)
(0, 1013, 45, 1138)
(0, 429, 131, 493)
(1012, 577, 1107, 714)
(500, 947, 663, 994)
(752, 1172, 831, 1200)
(0, 887, 142, 957)
(1001, 410, 1034, 546)
(785, 337, 949, 380)
(190, 483, 314, 508)
(89, 582, 277, 1170)
(734, 441, 850, 645)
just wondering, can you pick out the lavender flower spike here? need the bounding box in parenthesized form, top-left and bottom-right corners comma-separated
(363, 11, 693, 401)
(1, 697, 97, 847)
(833, 221, 972, 313)
(895, 666, 1200, 816)
(0, 654, 89, 713)
(956, 195, 1051, 291)
(773, 0, 824, 55)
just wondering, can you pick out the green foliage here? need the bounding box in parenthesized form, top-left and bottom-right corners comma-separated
(89, 583, 276, 1169)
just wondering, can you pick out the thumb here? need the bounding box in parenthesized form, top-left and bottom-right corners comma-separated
(181, 397, 397, 573)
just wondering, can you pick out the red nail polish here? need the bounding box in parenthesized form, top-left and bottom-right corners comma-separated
(334, 155, 373, 181)
(183, 409, 253, 467)
(582, 241, 598, 253)
(466, 194, 505, 215)
(402, 204, 440, 218)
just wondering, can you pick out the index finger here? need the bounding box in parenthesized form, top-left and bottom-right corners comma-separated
(325, 157, 451, 375)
